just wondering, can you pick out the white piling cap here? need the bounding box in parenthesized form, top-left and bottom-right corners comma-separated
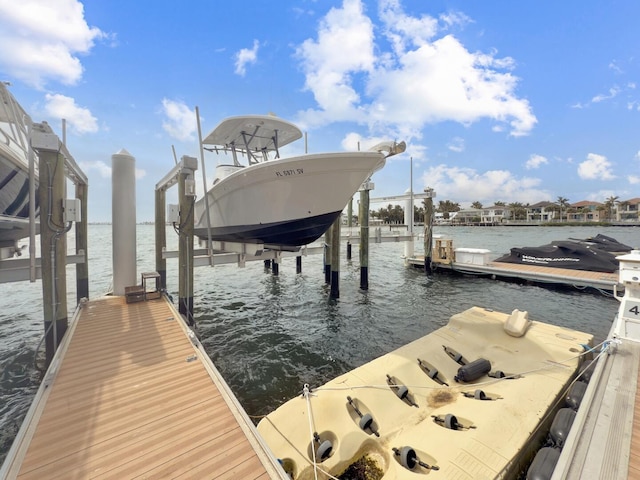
(113, 148, 134, 158)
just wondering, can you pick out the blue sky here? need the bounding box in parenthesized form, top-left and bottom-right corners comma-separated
(1, 0, 638, 222)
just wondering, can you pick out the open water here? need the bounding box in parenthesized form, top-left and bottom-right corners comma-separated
(1, 224, 638, 467)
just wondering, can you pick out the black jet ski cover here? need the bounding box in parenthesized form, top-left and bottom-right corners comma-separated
(570, 233, 633, 253)
(494, 240, 619, 272)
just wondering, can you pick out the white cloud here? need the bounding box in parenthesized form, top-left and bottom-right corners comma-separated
(0, 0, 105, 88)
(234, 39, 260, 76)
(160, 99, 197, 142)
(629, 175, 640, 185)
(296, 0, 375, 125)
(525, 154, 548, 170)
(577, 153, 615, 180)
(295, 0, 536, 138)
(591, 86, 621, 103)
(421, 164, 548, 205)
(44, 93, 98, 134)
(79, 160, 146, 180)
(447, 137, 465, 153)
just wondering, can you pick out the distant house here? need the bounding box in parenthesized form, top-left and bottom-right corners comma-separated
(617, 197, 640, 221)
(481, 205, 510, 223)
(526, 201, 557, 222)
(568, 200, 604, 222)
(452, 208, 483, 224)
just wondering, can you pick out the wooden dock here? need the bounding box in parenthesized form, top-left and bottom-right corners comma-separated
(551, 325, 640, 479)
(407, 255, 618, 291)
(1, 295, 287, 479)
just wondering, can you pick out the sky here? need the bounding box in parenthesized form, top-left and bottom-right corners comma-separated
(1, 0, 638, 222)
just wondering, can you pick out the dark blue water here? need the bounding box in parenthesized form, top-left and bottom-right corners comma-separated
(1, 225, 637, 466)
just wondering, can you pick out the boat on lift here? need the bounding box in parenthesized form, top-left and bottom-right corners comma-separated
(0, 82, 39, 257)
(193, 115, 404, 249)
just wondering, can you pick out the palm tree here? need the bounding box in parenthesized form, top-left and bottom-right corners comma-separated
(494, 201, 506, 206)
(556, 196, 569, 222)
(471, 201, 483, 209)
(508, 202, 527, 221)
(435, 199, 460, 220)
(604, 195, 619, 221)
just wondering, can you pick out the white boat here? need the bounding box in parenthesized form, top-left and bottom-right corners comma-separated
(0, 82, 38, 255)
(194, 115, 404, 249)
(257, 306, 595, 479)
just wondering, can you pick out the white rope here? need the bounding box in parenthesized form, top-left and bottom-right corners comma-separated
(302, 384, 319, 480)
(311, 338, 612, 394)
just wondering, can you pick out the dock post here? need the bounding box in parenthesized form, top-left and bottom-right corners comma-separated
(359, 182, 372, 290)
(112, 149, 137, 295)
(404, 189, 415, 259)
(75, 181, 89, 301)
(178, 156, 196, 325)
(324, 224, 332, 283)
(347, 241, 352, 260)
(330, 216, 340, 298)
(35, 143, 68, 366)
(296, 255, 302, 274)
(423, 187, 436, 275)
(155, 187, 167, 290)
(271, 253, 279, 276)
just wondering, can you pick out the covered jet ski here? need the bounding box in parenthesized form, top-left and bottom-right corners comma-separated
(569, 233, 633, 253)
(494, 240, 621, 272)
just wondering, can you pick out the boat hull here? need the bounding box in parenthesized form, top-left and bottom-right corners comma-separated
(194, 151, 385, 247)
(0, 154, 39, 247)
(257, 307, 593, 479)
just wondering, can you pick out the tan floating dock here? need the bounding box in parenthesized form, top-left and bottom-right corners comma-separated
(1, 295, 287, 479)
(407, 255, 618, 291)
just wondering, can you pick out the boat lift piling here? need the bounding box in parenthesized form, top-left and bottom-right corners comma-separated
(359, 181, 372, 290)
(21, 119, 89, 367)
(330, 216, 341, 298)
(154, 187, 167, 289)
(75, 180, 89, 301)
(155, 155, 198, 325)
(35, 140, 69, 366)
(324, 224, 333, 284)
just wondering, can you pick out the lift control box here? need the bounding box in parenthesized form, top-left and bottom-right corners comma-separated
(63, 198, 82, 222)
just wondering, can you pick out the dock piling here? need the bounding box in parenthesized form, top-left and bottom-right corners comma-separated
(359, 182, 372, 290)
(423, 188, 436, 275)
(112, 149, 137, 295)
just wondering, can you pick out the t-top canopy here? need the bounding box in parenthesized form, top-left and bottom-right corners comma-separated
(202, 115, 303, 153)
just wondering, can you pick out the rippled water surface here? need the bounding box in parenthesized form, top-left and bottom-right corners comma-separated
(1, 224, 637, 465)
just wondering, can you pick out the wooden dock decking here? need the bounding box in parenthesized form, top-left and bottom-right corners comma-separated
(407, 255, 618, 291)
(2, 296, 286, 479)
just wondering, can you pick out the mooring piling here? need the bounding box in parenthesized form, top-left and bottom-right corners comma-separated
(112, 149, 137, 295)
